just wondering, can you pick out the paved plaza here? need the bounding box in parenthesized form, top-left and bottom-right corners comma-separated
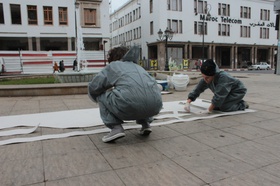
(1, 72, 280, 186)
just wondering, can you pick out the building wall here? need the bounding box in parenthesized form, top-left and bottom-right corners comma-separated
(0, 0, 110, 51)
(110, 0, 278, 69)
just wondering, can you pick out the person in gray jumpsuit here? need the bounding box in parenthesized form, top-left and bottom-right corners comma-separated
(186, 59, 248, 113)
(88, 46, 162, 143)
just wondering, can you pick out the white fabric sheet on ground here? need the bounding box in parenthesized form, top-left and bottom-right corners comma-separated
(0, 99, 256, 146)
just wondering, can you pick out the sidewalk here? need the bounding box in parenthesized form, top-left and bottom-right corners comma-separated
(1, 72, 280, 186)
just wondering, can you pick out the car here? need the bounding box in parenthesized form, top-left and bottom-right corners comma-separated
(248, 62, 271, 70)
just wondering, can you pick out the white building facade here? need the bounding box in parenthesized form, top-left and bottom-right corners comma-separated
(0, 0, 110, 73)
(0, 0, 110, 51)
(110, 0, 278, 70)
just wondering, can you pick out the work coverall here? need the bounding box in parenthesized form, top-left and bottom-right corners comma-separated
(188, 69, 247, 112)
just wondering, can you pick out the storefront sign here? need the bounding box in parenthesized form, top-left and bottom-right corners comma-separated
(200, 15, 242, 24)
(200, 14, 274, 28)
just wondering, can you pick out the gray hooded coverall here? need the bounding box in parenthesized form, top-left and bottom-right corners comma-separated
(188, 68, 247, 112)
(88, 61, 162, 128)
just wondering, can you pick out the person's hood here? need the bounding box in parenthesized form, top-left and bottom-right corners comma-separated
(121, 45, 140, 63)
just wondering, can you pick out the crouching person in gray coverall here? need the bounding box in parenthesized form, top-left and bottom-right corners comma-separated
(88, 46, 162, 143)
(185, 59, 248, 114)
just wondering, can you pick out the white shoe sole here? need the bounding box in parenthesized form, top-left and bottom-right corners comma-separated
(102, 132, 125, 143)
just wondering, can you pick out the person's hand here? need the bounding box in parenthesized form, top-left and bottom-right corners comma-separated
(184, 102, 191, 113)
(198, 109, 212, 114)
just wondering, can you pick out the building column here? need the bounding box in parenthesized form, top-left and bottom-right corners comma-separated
(36, 37, 40, 51)
(67, 37, 72, 51)
(188, 43, 192, 59)
(254, 46, 258, 64)
(270, 47, 274, 66)
(234, 45, 238, 69)
(209, 43, 213, 59)
(231, 46, 235, 69)
(212, 44, 216, 62)
(272, 47, 276, 68)
(157, 42, 165, 70)
(184, 44, 188, 59)
(251, 46, 254, 64)
(28, 37, 33, 51)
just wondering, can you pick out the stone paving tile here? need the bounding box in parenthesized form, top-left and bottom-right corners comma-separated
(100, 142, 167, 169)
(173, 149, 255, 183)
(166, 120, 214, 135)
(39, 99, 69, 110)
(0, 100, 16, 116)
(253, 134, 280, 158)
(11, 100, 40, 111)
(261, 162, 280, 179)
(9, 108, 41, 115)
(0, 157, 44, 186)
(249, 110, 280, 120)
(217, 141, 280, 168)
(210, 169, 280, 186)
(228, 112, 266, 125)
(42, 136, 96, 156)
(221, 124, 277, 140)
(29, 183, 45, 186)
(187, 129, 245, 148)
(0, 141, 42, 162)
(249, 118, 280, 133)
(63, 98, 97, 110)
(44, 149, 111, 181)
(147, 135, 211, 158)
(198, 116, 243, 129)
(46, 171, 124, 186)
(115, 159, 205, 186)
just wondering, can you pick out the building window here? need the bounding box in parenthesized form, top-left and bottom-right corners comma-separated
(150, 0, 153, 13)
(168, 19, 182, 33)
(10, 4, 21, 24)
(218, 24, 230, 36)
(84, 8, 96, 26)
(194, 0, 207, 14)
(194, 21, 207, 35)
(43, 6, 53, 25)
(240, 6, 251, 19)
(260, 9, 270, 21)
(59, 7, 67, 25)
(0, 3, 4, 24)
(260, 27, 269, 39)
(167, 0, 182, 11)
(150, 21, 153, 35)
(27, 5, 37, 25)
(240, 26, 250, 38)
(218, 3, 230, 16)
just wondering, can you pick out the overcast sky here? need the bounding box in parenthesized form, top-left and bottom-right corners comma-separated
(110, 0, 130, 12)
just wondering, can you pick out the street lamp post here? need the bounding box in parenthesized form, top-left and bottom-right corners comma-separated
(158, 28, 174, 71)
(103, 40, 107, 67)
(202, 4, 211, 63)
(75, 2, 80, 71)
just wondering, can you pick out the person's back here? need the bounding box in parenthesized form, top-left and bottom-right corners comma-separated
(98, 61, 162, 120)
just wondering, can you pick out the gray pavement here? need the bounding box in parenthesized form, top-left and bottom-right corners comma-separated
(1, 72, 280, 186)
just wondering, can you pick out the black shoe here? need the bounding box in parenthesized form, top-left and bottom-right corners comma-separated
(139, 123, 152, 136)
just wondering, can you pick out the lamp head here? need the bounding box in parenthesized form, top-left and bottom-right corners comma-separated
(157, 29, 163, 40)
